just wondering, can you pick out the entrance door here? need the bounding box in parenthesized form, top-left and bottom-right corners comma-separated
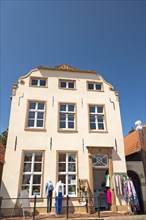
(93, 168, 109, 210)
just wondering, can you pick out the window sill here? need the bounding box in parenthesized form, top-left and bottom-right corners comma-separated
(59, 87, 76, 90)
(25, 128, 46, 132)
(89, 130, 108, 133)
(58, 129, 78, 133)
(87, 89, 104, 92)
(30, 198, 44, 203)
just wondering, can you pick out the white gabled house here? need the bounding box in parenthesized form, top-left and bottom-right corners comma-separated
(1, 64, 128, 214)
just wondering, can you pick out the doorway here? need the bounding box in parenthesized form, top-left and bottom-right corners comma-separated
(127, 170, 144, 214)
(93, 168, 111, 211)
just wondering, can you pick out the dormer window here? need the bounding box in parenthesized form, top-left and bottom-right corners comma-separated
(59, 79, 75, 89)
(87, 82, 103, 91)
(30, 78, 47, 87)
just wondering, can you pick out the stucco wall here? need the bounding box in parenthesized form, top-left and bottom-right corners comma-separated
(1, 68, 127, 210)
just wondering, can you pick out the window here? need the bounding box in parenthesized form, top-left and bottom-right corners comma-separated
(92, 154, 108, 167)
(21, 152, 43, 197)
(27, 102, 45, 128)
(31, 78, 47, 87)
(59, 103, 76, 130)
(87, 82, 103, 91)
(89, 105, 105, 131)
(58, 153, 77, 196)
(59, 80, 75, 89)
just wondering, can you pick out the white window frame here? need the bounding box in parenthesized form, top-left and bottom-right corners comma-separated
(89, 105, 105, 131)
(27, 101, 45, 128)
(59, 104, 76, 130)
(58, 153, 77, 196)
(59, 80, 75, 89)
(21, 152, 43, 197)
(88, 82, 103, 91)
(31, 78, 47, 87)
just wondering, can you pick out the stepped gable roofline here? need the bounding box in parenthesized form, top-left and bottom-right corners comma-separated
(18, 64, 114, 90)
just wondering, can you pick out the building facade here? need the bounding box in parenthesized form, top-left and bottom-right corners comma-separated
(1, 64, 128, 214)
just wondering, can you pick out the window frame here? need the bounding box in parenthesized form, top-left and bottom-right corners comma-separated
(57, 151, 78, 197)
(87, 81, 103, 92)
(58, 102, 78, 132)
(20, 151, 44, 198)
(30, 77, 48, 88)
(59, 79, 76, 90)
(25, 100, 46, 131)
(88, 104, 107, 132)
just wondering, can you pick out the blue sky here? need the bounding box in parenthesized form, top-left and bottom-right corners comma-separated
(0, 0, 145, 136)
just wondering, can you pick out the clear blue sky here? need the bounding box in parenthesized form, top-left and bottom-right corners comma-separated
(0, 0, 145, 136)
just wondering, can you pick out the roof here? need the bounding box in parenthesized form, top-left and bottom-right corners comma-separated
(124, 130, 141, 156)
(0, 142, 5, 164)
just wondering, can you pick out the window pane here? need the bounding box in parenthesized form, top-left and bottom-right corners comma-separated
(96, 84, 101, 90)
(32, 79, 38, 85)
(97, 106, 103, 113)
(60, 81, 66, 88)
(97, 115, 104, 122)
(40, 80, 46, 86)
(59, 163, 66, 172)
(32, 186, 40, 195)
(37, 112, 44, 119)
(23, 163, 31, 172)
(33, 175, 41, 184)
(35, 153, 42, 162)
(37, 120, 43, 127)
(60, 113, 66, 120)
(59, 154, 66, 162)
(29, 103, 36, 109)
(68, 175, 76, 184)
(68, 122, 74, 128)
(68, 185, 76, 195)
(34, 163, 42, 172)
(98, 123, 104, 130)
(24, 153, 32, 162)
(28, 112, 35, 119)
(58, 175, 66, 184)
(22, 175, 31, 184)
(90, 115, 95, 122)
(60, 122, 66, 128)
(90, 123, 96, 130)
(68, 114, 74, 121)
(38, 103, 44, 110)
(68, 82, 74, 88)
(68, 163, 76, 172)
(89, 106, 95, 113)
(60, 104, 66, 112)
(28, 120, 34, 127)
(68, 154, 76, 162)
(68, 105, 74, 112)
(88, 83, 94, 89)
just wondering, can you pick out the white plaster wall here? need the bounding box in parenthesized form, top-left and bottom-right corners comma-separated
(1, 68, 127, 208)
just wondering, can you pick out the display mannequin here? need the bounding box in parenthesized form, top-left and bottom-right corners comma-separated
(45, 180, 54, 213)
(55, 180, 64, 214)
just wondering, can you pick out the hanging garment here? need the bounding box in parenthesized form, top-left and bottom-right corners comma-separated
(55, 181, 64, 197)
(105, 174, 110, 188)
(106, 189, 111, 204)
(45, 180, 54, 213)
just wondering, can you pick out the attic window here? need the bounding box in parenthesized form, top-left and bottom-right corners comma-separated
(30, 78, 47, 87)
(59, 79, 75, 89)
(87, 82, 103, 91)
